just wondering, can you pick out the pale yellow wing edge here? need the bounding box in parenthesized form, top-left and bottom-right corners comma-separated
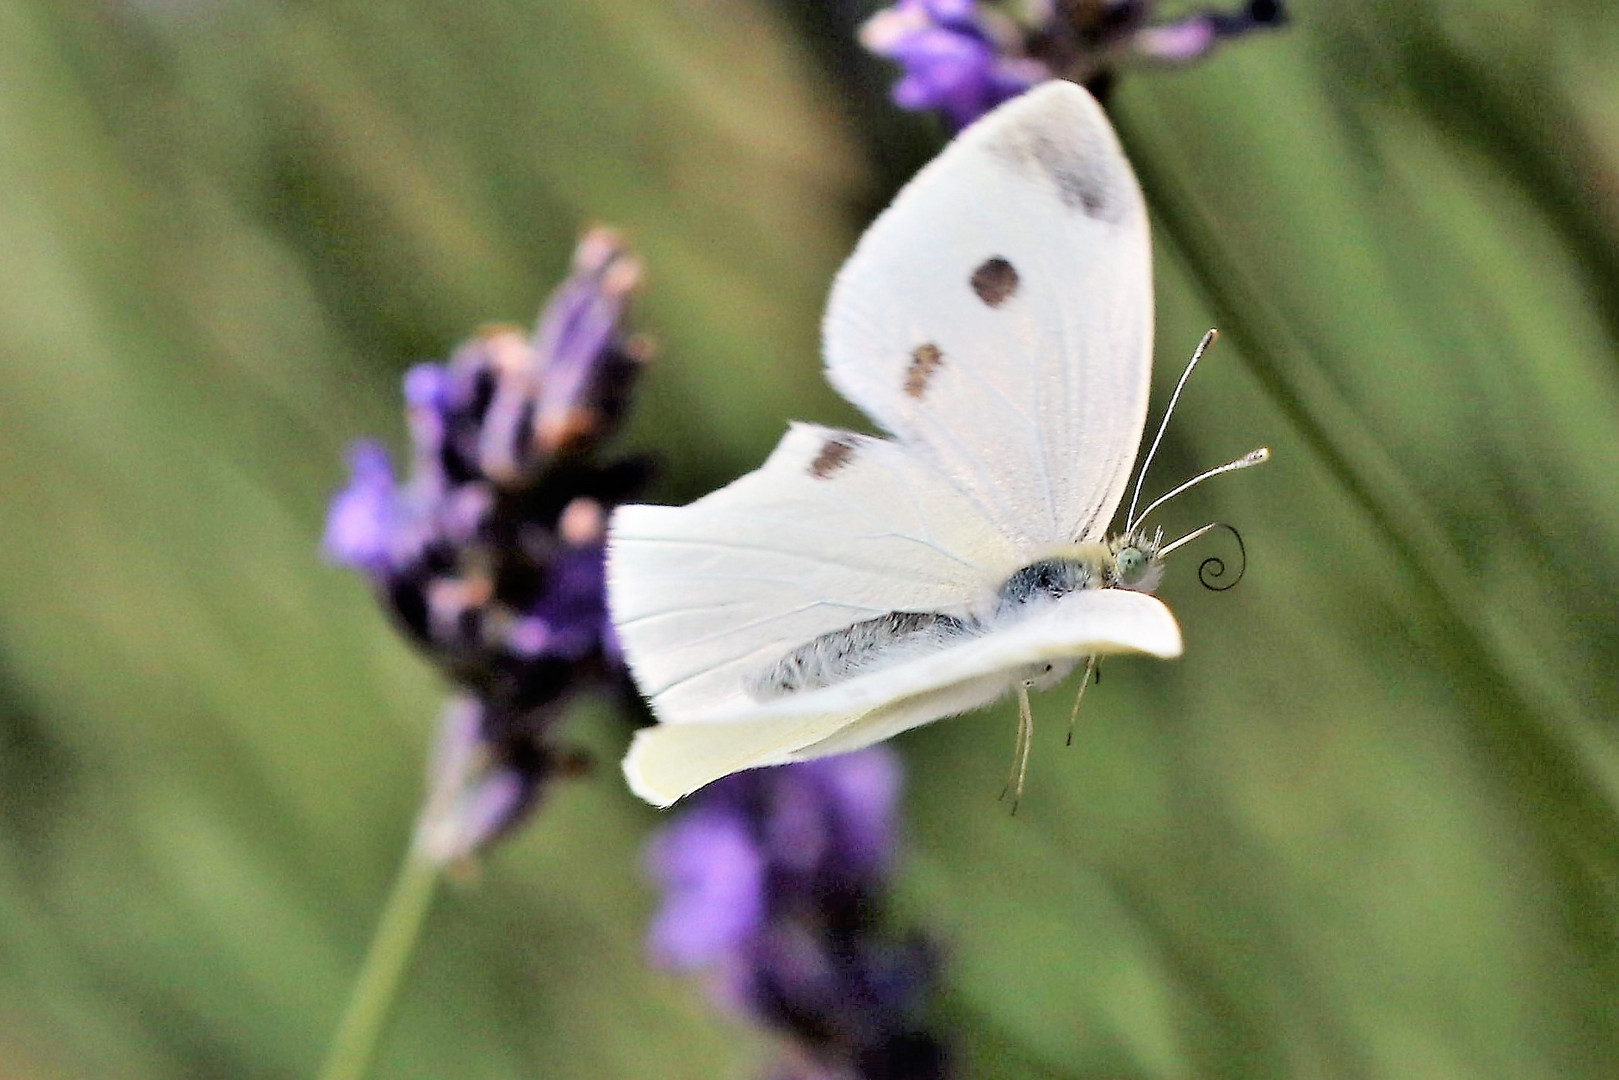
(621, 590, 1181, 807)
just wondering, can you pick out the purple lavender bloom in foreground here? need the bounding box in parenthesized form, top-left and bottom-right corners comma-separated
(647, 748, 948, 1080)
(326, 227, 649, 863)
(861, 0, 1287, 128)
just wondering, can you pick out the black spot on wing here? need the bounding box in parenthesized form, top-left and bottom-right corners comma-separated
(970, 257, 1019, 307)
(1031, 132, 1120, 219)
(808, 436, 858, 479)
(905, 343, 944, 399)
(988, 123, 1128, 223)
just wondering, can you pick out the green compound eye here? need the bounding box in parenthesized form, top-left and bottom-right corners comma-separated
(1115, 546, 1148, 586)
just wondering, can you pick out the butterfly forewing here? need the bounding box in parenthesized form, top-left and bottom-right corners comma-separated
(823, 82, 1153, 548)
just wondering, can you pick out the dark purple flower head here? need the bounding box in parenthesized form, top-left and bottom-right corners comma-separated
(860, 0, 1046, 130)
(327, 228, 649, 862)
(861, 0, 1287, 127)
(646, 748, 947, 1080)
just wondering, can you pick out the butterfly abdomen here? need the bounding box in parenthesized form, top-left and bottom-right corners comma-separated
(744, 610, 976, 700)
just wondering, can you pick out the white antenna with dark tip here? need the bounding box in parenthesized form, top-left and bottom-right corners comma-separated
(1131, 447, 1271, 534)
(1126, 329, 1218, 533)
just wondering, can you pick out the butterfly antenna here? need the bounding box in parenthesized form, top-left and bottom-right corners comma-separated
(1065, 655, 1098, 747)
(1160, 521, 1248, 591)
(1126, 329, 1218, 533)
(1130, 447, 1269, 530)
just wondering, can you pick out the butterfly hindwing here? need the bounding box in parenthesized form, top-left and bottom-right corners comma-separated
(606, 422, 1022, 726)
(622, 588, 1182, 806)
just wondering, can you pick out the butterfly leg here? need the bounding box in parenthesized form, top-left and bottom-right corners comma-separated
(999, 686, 1030, 805)
(1010, 684, 1036, 813)
(1065, 655, 1099, 747)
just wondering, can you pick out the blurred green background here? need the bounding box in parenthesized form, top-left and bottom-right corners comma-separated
(2, 0, 1618, 1077)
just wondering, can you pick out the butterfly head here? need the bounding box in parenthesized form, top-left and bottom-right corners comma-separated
(1106, 528, 1164, 592)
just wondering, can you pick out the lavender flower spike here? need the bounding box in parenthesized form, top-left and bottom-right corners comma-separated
(326, 227, 650, 862)
(861, 0, 1287, 128)
(646, 749, 947, 1080)
(860, 0, 1046, 131)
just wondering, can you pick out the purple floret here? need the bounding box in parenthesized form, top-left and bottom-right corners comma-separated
(323, 441, 405, 575)
(647, 807, 767, 971)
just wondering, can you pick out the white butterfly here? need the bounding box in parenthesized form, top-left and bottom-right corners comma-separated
(608, 81, 1267, 808)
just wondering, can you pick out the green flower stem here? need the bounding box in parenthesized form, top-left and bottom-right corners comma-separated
(316, 843, 441, 1080)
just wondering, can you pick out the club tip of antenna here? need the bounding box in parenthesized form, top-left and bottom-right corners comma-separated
(1243, 447, 1272, 466)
